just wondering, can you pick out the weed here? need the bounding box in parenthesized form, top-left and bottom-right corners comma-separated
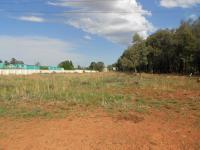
(0, 73, 199, 118)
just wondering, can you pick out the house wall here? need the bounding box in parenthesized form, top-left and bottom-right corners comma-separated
(0, 69, 98, 75)
(0, 63, 5, 69)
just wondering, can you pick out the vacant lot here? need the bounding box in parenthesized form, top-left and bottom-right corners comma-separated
(0, 73, 199, 149)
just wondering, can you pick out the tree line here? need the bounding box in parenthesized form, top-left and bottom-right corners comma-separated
(116, 18, 200, 74)
(0, 58, 105, 72)
(0, 58, 24, 65)
(58, 60, 105, 71)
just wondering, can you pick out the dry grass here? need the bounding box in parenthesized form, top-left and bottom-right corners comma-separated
(0, 73, 199, 121)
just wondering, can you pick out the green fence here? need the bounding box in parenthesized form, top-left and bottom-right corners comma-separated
(0, 63, 5, 69)
(0, 63, 63, 70)
(26, 65, 40, 70)
(48, 66, 64, 70)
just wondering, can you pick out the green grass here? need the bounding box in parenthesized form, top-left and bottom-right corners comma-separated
(133, 98, 180, 113)
(133, 98, 200, 114)
(0, 107, 7, 117)
(0, 105, 51, 118)
(0, 73, 199, 119)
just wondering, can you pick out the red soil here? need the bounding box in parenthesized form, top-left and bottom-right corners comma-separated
(0, 111, 199, 150)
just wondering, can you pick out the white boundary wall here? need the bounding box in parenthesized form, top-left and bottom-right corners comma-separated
(0, 69, 97, 75)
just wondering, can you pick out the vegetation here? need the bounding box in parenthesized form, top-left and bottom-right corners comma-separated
(117, 18, 200, 74)
(0, 58, 24, 65)
(89, 61, 105, 72)
(58, 60, 74, 70)
(35, 62, 41, 66)
(40, 66, 49, 70)
(10, 58, 24, 65)
(0, 73, 199, 120)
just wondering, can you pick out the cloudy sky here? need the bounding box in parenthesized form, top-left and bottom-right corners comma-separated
(0, 0, 200, 66)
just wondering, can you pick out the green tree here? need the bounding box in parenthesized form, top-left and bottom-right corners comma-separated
(132, 33, 143, 44)
(117, 34, 148, 72)
(191, 18, 200, 73)
(146, 30, 175, 73)
(77, 65, 82, 70)
(89, 62, 96, 70)
(89, 61, 105, 72)
(116, 18, 200, 74)
(175, 22, 196, 73)
(96, 62, 105, 72)
(4, 61, 9, 66)
(10, 58, 17, 64)
(58, 60, 74, 70)
(10, 58, 24, 65)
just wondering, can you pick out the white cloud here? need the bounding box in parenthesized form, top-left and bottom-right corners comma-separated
(188, 14, 198, 20)
(0, 36, 84, 66)
(84, 35, 92, 40)
(160, 0, 200, 8)
(48, 0, 154, 44)
(18, 16, 45, 22)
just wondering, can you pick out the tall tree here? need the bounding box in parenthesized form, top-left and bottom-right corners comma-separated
(146, 30, 175, 73)
(10, 58, 17, 64)
(89, 61, 105, 72)
(10, 58, 24, 65)
(89, 62, 97, 70)
(58, 60, 74, 70)
(191, 18, 200, 73)
(4, 61, 9, 66)
(132, 33, 143, 44)
(117, 35, 148, 72)
(96, 62, 105, 72)
(116, 18, 200, 74)
(175, 22, 196, 73)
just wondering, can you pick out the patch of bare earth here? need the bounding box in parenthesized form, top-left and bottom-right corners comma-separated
(0, 110, 199, 150)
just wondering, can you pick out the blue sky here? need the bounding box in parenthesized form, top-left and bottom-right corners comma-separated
(0, 0, 200, 67)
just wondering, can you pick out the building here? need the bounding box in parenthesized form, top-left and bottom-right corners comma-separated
(0, 63, 5, 69)
(0, 63, 63, 71)
(48, 66, 64, 71)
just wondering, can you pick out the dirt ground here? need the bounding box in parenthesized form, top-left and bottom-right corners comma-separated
(0, 110, 199, 150)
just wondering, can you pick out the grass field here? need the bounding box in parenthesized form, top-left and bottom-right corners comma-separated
(0, 73, 200, 149)
(0, 73, 199, 118)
